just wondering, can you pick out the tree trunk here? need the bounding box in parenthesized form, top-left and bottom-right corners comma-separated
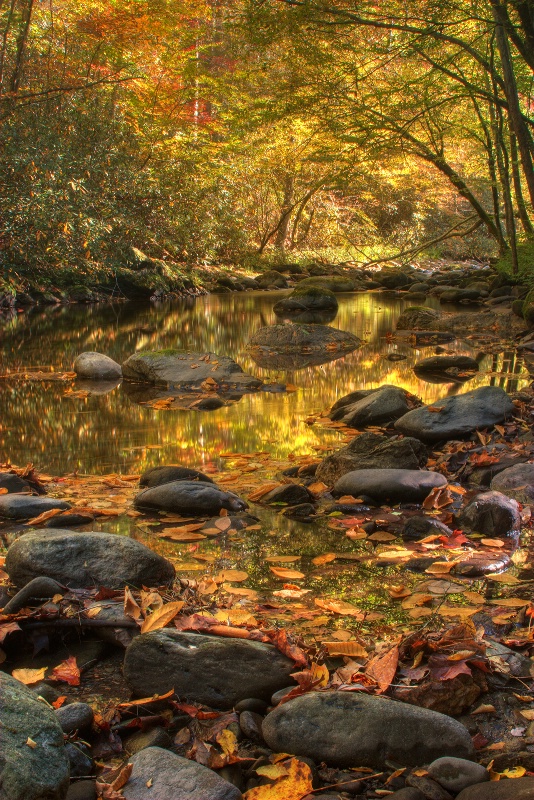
(509, 127, 534, 235)
(274, 173, 294, 251)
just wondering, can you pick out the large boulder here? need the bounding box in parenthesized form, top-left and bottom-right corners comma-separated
(490, 463, 534, 504)
(134, 480, 247, 515)
(254, 270, 288, 289)
(274, 285, 338, 315)
(396, 306, 441, 330)
(5, 530, 175, 589)
(262, 692, 474, 769)
(123, 630, 296, 709)
(0, 672, 70, 800)
(295, 275, 357, 292)
(394, 386, 514, 443)
(333, 468, 447, 503)
(455, 491, 520, 538)
(0, 495, 71, 520)
(413, 355, 479, 378)
(122, 351, 262, 391)
(378, 269, 412, 289)
(316, 432, 427, 485)
(73, 352, 122, 380)
(329, 385, 412, 428)
(139, 465, 214, 488)
(247, 324, 361, 370)
(123, 747, 242, 800)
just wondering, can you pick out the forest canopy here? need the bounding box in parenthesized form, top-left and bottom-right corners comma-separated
(1, 0, 534, 283)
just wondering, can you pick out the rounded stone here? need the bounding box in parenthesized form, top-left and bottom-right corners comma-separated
(427, 757, 489, 793)
(74, 352, 122, 380)
(490, 463, 534, 504)
(55, 702, 94, 734)
(333, 468, 447, 504)
(125, 726, 173, 754)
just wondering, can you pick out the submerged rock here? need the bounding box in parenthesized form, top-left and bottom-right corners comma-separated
(455, 490, 520, 538)
(124, 630, 295, 709)
(261, 691, 474, 769)
(134, 480, 247, 515)
(0, 672, 70, 800)
(74, 351, 122, 380)
(316, 432, 427, 485)
(329, 385, 412, 428)
(139, 465, 214, 488)
(333, 468, 447, 503)
(122, 350, 262, 391)
(0, 472, 32, 493)
(0, 494, 71, 519)
(402, 516, 453, 540)
(5, 529, 175, 588)
(395, 386, 514, 443)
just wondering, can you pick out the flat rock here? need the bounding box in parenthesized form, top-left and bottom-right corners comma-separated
(414, 356, 479, 382)
(427, 757, 489, 793)
(456, 777, 534, 799)
(247, 323, 360, 355)
(74, 352, 122, 380)
(0, 672, 70, 800)
(455, 491, 520, 537)
(260, 484, 314, 505)
(395, 386, 514, 443)
(123, 630, 296, 709)
(123, 747, 242, 800)
(0, 494, 71, 520)
(274, 286, 338, 314)
(333, 468, 447, 503)
(316, 432, 427, 485)
(330, 385, 411, 428)
(139, 465, 214, 488)
(134, 480, 247, 515)
(396, 306, 442, 330)
(490, 463, 534, 504)
(122, 350, 261, 391)
(261, 691, 474, 769)
(5, 529, 175, 588)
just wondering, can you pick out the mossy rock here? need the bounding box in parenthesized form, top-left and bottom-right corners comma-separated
(396, 306, 441, 330)
(522, 289, 534, 327)
(296, 275, 356, 292)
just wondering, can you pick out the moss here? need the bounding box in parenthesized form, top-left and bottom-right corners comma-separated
(137, 349, 180, 358)
(292, 285, 336, 299)
(496, 241, 534, 284)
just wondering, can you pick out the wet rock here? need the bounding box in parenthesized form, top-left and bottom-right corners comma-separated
(123, 747, 242, 800)
(134, 480, 247, 515)
(395, 386, 514, 443)
(5, 529, 175, 588)
(139, 465, 214, 488)
(254, 270, 288, 289)
(388, 790, 425, 800)
(44, 513, 94, 528)
(56, 702, 94, 734)
(0, 472, 32, 493)
(247, 324, 361, 367)
(427, 757, 489, 794)
(396, 306, 442, 330)
(405, 775, 453, 800)
(235, 698, 268, 714)
(453, 550, 511, 577)
(402, 516, 453, 540)
(259, 484, 314, 505)
(456, 777, 534, 799)
(261, 691, 474, 769)
(455, 491, 520, 537)
(66, 781, 97, 800)
(378, 269, 412, 289)
(84, 600, 138, 648)
(274, 285, 339, 315)
(490, 463, 534, 504)
(296, 275, 356, 292)
(333, 468, 447, 503)
(122, 350, 262, 391)
(124, 630, 296, 709)
(282, 502, 316, 521)
(271, 686, 294, 705)
(2, 576, 64, 614)
(239, 711, 265, 742)
(65, 742, 94, 777)
(31, 682, 61, 704)
(0, 494, 71, 519)
(413, 356, 479, 383)
(330, 385, 411, 428)
(74, 352, 122, 380)
(0, 672, 70, 800)
(125, 727, 173, 754)
(316, 432, 427, 485)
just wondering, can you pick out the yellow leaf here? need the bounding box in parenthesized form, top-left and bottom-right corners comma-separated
(438, 605, 479, 618)
(310, 661, 329, 688)
(314, 598, 363, 618)
(323, 641, 368, 658)
(256, 764, 289, 780)
(489, 598, 530, 607)
(266, 555, 301, 563)
(487, 573, 521, 585)
(12, 667, 47, 685)
(26, 737, 37, 749)
(216, 570, 249, 583)
(140, 601, 184, 633)
(520, 709, 534, 720)
(243, 758, 313, 800)
(500, 766, 527, 778)
(217, 728, 238, 757)
(425, 561, 459, 575)
(481, 538, 505, 548)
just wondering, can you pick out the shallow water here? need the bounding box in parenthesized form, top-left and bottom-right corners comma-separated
(0, 290, 528, 474)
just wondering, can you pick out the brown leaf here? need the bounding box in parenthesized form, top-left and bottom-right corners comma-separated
(312, 553, 336, 566)
(216, 569, 249, 583)
(366, 645, 399, 693)
(26, 508, 64, 526)
(248, 483, 282, 501)
(323, 641, 368, 658)
(270, 566, 305, 580)
(140, 601, 185, 633)
(124, 587, 142, 621)
(314, 598, 364, 618)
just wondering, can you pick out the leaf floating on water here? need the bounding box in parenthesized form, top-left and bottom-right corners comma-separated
(248, 483, 282, 501)
(158, 530, 207, 542)
(314, 598, 363, 618)
(312, 553, 336, 566)
(140, 601, 185, 633)
(488, 598, 530, 607)
(266, 555, 301, 564)
(481, 538, 505, 548)
(487, 573, 521, 585)
(270, 566, 305, 580)
(438, 605, 479, 619)
(12, 667, 47, 685)
(216, 569, 249, 583)
(425, 561, 460, 575)
(368, 531, 397, 542)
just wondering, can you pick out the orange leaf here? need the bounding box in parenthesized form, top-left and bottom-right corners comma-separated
(366, 645, 399, 694)
(312, 553, 336, 566)
(50, 656, 80, 686)
(140, 601, 185, 633)
(26, 508, 64, 526)
(248, 483, 281, 501)
(270, 566, 305, 580)
(12, 667, 47, 685)
(314, 598, 364, 618)
(243, 758, 313, 800)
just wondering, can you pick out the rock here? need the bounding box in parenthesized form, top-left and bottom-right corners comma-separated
(439, 289, 482, 303)
(73, 352, 122, 380)
(330, 385, 411, 428)
(31, 682, 61, 704)
(405, 775, 453, 800)
(234, 699, 268, 714)
(134, 480, 247, 516)
(66, 781, 97, 800)
(0, 494, 71, 520)
(378, 269, 412, 289)
(414, 355, 479, 376)
(392, 672, 486, 716)
(122, 350, 262, 391)
(387, 791, 425, 800)
(139, 465, 214, 488)
(396, 306, 442, 330)
(490, 463, 534, 504)
(333, 468, 447, 503)
(123, 747, 242, 800)
(271, 686, 295, 705)
(125, 727, 173, 754)
(274, 285, 338, 315)
(255, 270, 288, 289)
(456, 778, 534, 799)
(0, 472, 32, 493)
(394, 386, 514, 443)
(261, 692, 474, 769)
(65, 742, 94, 778)
(43, 513, 94, 528)
(5, 529, 175, 588)
(455, 491, 520, 537)
(247, 324, 361, 369)
(316, 432, 428, 485)
(0, 672, 69, 800)
(259, 484, 314, 505)
(402, 516, 453, 540)
(427, 757, 489, 794)
(55, 702, 94, 734)
(124, 630, 295, 709)
(239, 711, 265, 742)
(296, 275, 356, 292)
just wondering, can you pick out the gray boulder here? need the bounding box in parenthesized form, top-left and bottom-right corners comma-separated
(123, 747, 242, 800)
(5, 529, 175, 588)
(402, 516, 453, 540)
(330, 385, 412, 428)
(0, 495, 70, 520)
(490, 463, 534, 504)
(247, 324, 360, 362)
(414, 355, 479, 375)
(122, 350, 262, 391)
(427, 757, 489, 794)
(395, 386, 514, 443)
(262, 692, 474, 769)
(134, 480, 247, 515)
(296, 275, 356, 292)
(123, 630, 296, 709)
(396, 306, 442, 330)
(73, 352, 122, 380)
(139, 465, 214, 488)
(0, 472, 32, 493)
(254, 270, 288, 289)
(333, 468, 447, 503)
(0, 672, 70, 800)
(455, 491, 520, 537)
(274, 285, 338, 315)
(316, 432, 427, 485)
(456, 778, 534, 800)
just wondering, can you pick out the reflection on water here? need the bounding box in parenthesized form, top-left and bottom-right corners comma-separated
(0, 291, 528, 474)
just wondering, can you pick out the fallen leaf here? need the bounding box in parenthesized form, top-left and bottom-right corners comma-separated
(425, 561, 460, 575)
(266, 555, 301, 563)
(243, 757, 313, 800)
(50, 656, 80, 686)
(368, 531, 397, 542)
(140, 601, 185, 633)
(481, 539, 505, 548)
(256, 764, 289, 780)
(26, 737, 37, 748)
(487, 573, 521, 585)
(314, 598, 364, 618)
(248, 483, 282, 501)
(12, 667, 47, 685)
(471, 704, 496, 714)
(323, 641, 368, 658)
(216, 570, 249, 583)
(26, 507, 65, 526)
(366, 645, 399, 693)
(520, 709, 534, 720)
(124, 587, 142, 621)
(270, 566, 305, 580)
(312, 553, 336, 566)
